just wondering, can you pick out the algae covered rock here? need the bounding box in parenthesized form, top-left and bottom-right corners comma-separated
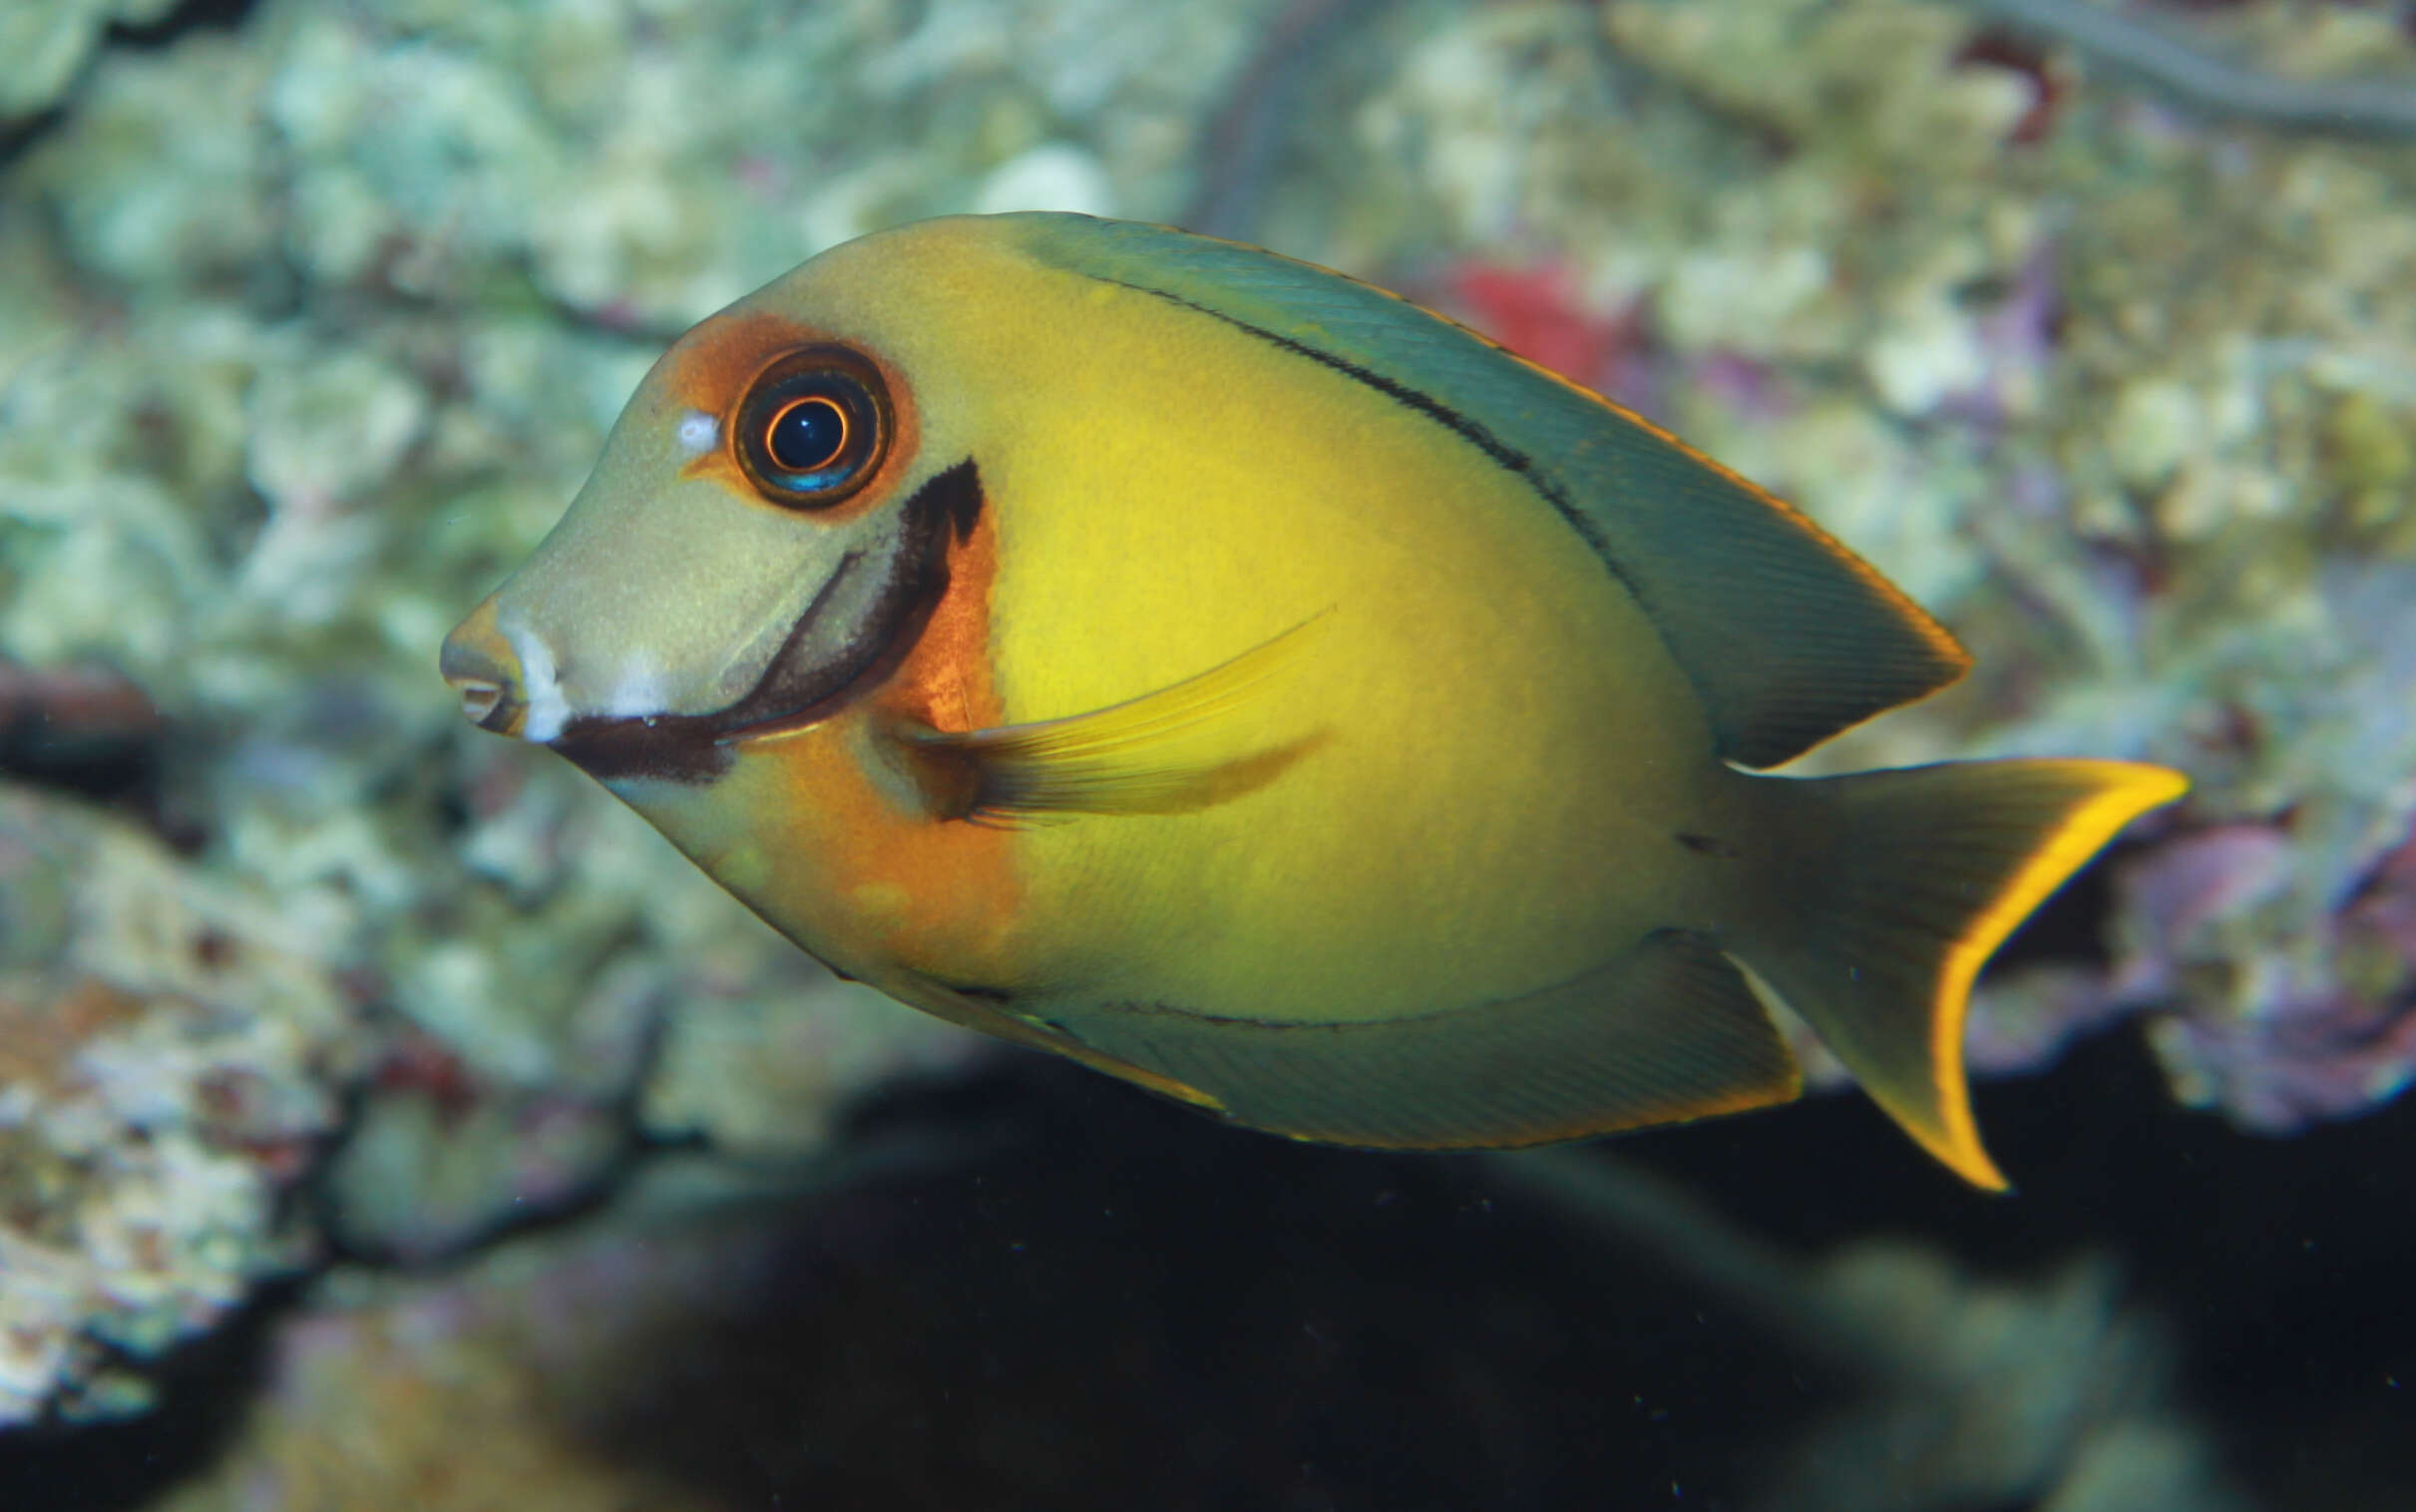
(0, 0, 1258, 1419)
(0, 0, 179, 122)
(0, 785, 360, 1427)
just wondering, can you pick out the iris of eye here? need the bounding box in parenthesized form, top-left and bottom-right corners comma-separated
(767, 396, 849, 474)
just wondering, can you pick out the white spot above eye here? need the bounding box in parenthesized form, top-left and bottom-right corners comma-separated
(676, 411, 719, 454)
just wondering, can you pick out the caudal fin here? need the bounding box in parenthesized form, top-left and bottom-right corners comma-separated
(1732, 759, 2188, 1190)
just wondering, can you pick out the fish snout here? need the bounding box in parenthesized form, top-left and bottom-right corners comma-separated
(440, 602, 529, 737)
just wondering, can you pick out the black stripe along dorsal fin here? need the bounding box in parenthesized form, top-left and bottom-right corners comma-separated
(1003, 212, 1968, 768)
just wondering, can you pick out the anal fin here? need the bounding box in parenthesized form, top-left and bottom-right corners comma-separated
(1038, 930, 1804, 1150)
(894, 968, 1230, 1112)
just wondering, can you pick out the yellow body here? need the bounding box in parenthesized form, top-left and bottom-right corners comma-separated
(641, 224, 1716, 1023)
(443, 214, 2187, 1187)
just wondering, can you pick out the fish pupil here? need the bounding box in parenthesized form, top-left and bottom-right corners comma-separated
(768, 396, 848, 473)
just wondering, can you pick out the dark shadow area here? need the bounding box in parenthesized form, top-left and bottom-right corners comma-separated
(554, 1025, 2416, 1512)
(0, 666, 209, 849)
(1987, 840, 2117, 972)
(0, 692, 161, 810)
(107, 0, 261, 50)
(1635, 1025, 2416, 1511)
(565, 1059, 1850, 1512)
(0, 1280, 291, 1512)
(0, 105, 67, 176)
(3, 999, 2408, 1510)
(0, 0, 262, 174)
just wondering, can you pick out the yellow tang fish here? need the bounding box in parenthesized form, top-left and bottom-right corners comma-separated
(441, 213, 2186, 1189)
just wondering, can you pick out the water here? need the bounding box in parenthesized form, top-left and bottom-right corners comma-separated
(1, 0, 2412, 1506)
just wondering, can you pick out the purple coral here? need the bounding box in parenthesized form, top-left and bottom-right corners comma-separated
(2147, 827, 2416, 1132)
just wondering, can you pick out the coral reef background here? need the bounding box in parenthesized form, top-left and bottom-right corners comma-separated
(0, 0, 2412, 1507)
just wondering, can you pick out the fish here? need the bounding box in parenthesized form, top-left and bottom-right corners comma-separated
(440, 212, 2187, 1189)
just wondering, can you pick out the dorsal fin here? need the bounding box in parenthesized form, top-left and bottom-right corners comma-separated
(1000, 212, 1969, 768)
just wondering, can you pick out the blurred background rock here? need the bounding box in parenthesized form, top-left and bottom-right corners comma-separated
(0, 0, 2411, 1507)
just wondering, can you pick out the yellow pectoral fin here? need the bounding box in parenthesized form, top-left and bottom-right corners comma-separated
(894, 612, 1330, 824)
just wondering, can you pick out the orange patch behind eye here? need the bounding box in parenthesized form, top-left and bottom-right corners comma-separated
(890, 496, 1004, 737)
(661, 309, 920, 524)
(765, 504, 1017, 981)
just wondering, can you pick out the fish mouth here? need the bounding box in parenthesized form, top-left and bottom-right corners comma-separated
(450, 674, 525, 738)
(440, 605, 539, 738)
(543, 460, 984, 785)
(455, 678, 510, 729)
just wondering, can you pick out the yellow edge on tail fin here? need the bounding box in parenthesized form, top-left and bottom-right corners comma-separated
(1923, 760, 2190, 1190)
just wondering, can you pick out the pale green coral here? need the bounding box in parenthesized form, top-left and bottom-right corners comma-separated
(0, 788, 360, 1426)
(0, 0, 178, 121)
(0, 0, 1272, 1416)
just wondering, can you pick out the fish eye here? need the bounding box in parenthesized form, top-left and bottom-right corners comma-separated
(767, 396, 848, 473)
(734, 347, 890, 509)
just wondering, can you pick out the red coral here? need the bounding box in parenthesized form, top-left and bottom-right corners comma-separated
(374, 1032, 482, 1121)
(1444, 260, 1636, 389)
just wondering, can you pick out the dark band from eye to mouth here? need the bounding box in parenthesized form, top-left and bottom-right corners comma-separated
(547, 459, 985, 785)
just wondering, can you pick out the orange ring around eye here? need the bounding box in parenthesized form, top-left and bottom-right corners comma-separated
(764, 395, 849, 474)
(730, 344, 892, 510)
